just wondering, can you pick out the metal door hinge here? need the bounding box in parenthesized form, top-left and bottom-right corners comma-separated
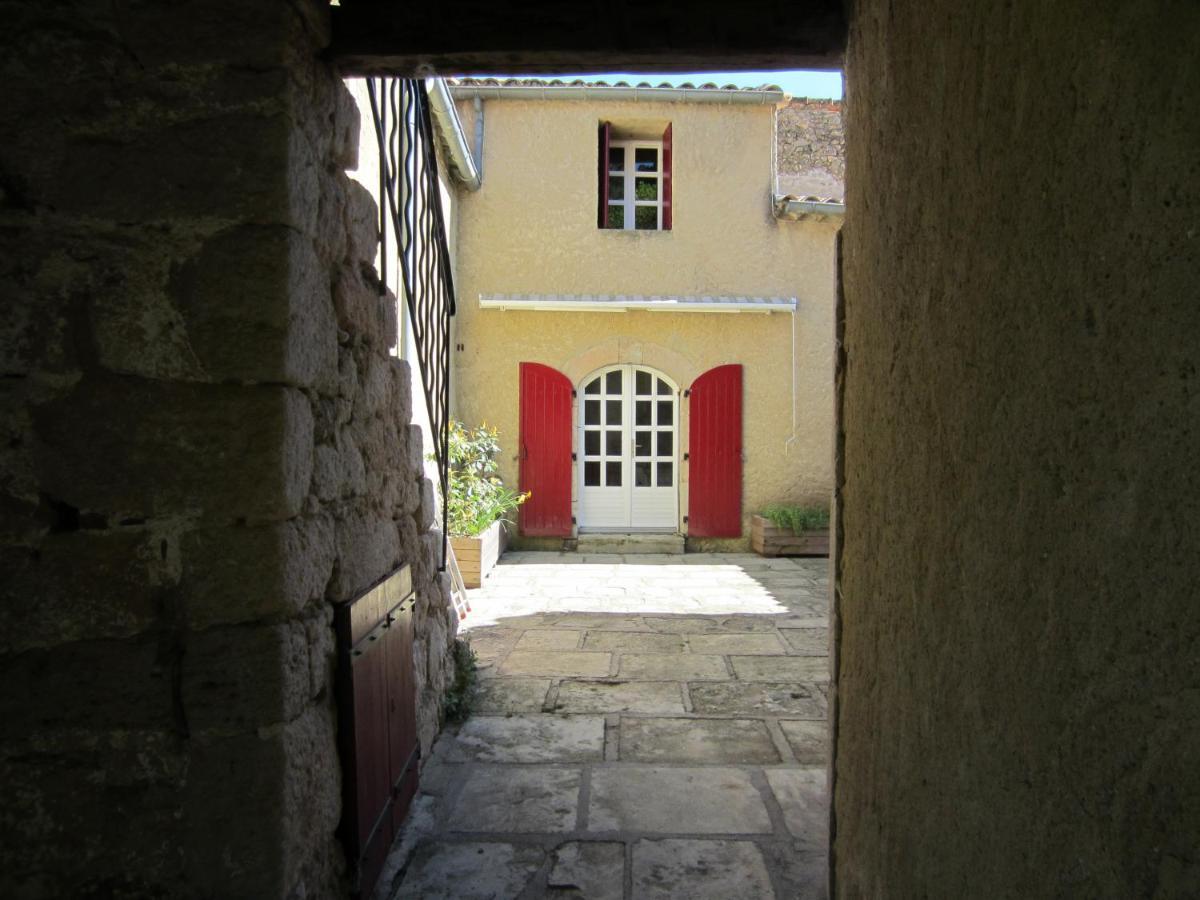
(683, 515, 689, 523)
(683, 389, 691, 397)
(571, 452, 577, 461)
(683, 452, 689, 461)
(571, 389, 577, 397)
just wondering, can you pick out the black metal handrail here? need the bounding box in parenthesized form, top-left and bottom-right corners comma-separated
(367, 78, 455, 571)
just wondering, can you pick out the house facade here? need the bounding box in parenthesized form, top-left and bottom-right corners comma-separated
(447, 80, 843, 549)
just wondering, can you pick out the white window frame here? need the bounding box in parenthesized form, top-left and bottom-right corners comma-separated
(607, 140, 663, 231)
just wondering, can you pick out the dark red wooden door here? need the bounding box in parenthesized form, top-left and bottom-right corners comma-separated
(688, 364, 744, 537)
(519, 362, 573, 536)
(336, 566, 419, 898)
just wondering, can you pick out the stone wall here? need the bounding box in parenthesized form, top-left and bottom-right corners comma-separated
(835, 2, 1200, 896)
(0, 2, 453, 897)
(776, 98, 844, 198)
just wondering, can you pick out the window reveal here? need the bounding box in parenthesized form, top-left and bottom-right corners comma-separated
(598, 122, 673, 231)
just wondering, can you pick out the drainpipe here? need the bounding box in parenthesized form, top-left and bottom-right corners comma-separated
(473, 97, 484, 180)
(425, 77, 481, 191)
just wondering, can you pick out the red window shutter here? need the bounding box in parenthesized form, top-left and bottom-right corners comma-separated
(662, 122, 673, 230)
(687, 364, 743, 537)
(597, 122, 611, 228)
(519, 362, 574, 536)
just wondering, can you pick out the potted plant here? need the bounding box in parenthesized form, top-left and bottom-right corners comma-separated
(751, 505, 831, 557)
(445, 421, 529, 587)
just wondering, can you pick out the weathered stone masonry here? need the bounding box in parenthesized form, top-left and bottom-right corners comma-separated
(0, 2, 453, 897)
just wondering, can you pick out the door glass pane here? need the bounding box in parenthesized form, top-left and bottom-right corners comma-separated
(657, 462, 673, 486)
(635, 177, 658, 200)
(585, 461, 600, 486)
(608, 175, 624, 200)
(657, 378, 671, 395)
(607, 205, 623, 229)
(606, 370, 621, 393)
(606, 461, 622, 486)
(606, 399, 621, 424)
(636, 370, 651, 394)
(606, 430, 622, 455)
(635, 206, 657, 230)
(635, 431, 651, 456)
(635, 462, 652, 486)
(585, 400, 600, 425)
(585, 378, 601, 395)
(657, 400, 672, 425)
(635, 148, 657, 172)
(609, 146, 624, 172)
(585, 431, 600, 455)
(635, 401, 651, 425)
(657, 431, 672, 456)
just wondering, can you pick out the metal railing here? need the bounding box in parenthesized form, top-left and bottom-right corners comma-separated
(367, 78, 455, 570)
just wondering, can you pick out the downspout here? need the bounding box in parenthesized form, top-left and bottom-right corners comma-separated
(425, 77, 481, 191)
(473, 97, 484, 180)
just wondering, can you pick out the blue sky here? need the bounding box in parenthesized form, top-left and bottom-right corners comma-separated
(519, 70, 842, 100)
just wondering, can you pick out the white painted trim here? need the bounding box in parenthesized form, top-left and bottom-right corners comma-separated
(479, 294, 796, 314)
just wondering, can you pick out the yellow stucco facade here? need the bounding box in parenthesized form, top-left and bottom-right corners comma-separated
(449, 94, 837, 548)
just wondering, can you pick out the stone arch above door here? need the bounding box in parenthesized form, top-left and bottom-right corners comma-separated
(562, 339, 700, 389)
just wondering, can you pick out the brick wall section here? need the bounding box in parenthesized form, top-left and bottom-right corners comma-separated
(776, 98, 845, 191)
(0, 1, 453, 897)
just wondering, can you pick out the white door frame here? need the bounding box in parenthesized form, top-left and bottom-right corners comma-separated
(577, 364, 680, 533)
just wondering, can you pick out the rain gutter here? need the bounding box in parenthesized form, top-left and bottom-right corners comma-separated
(426, 77, 481, 190)
(449, 83, 786, 106)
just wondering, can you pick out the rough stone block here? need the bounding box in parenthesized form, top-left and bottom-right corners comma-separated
(33, 379, 313, 522)
(182, 516, 335, 628)
(415, 477, 437, 532)
(332, 264, 383, 343)
(181, 620, 319, 734)
(331, 82, 361, 171)
(588, 767, 772, 834)
(172, 224, 337, 390)
(344, 178, 380, 265)
(326, 510, 400, 603)
(0, 638, 175, 732)
(0, 528, 168, 653)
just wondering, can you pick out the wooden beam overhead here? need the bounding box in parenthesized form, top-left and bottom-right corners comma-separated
(328, 1, 846, 76)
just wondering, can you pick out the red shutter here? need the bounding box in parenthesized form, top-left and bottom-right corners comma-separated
(519, 362, 574, 536)
(688, 364, 743, 537)
(598, 122, 611, 228)
(662, 122, 673, 230)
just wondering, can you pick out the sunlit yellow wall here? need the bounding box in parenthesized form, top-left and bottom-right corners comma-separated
(452, 96, 837, 547)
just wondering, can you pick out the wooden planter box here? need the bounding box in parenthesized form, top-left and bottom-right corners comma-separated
(751, 514, 830, 557)
(449, 520, 508, 588)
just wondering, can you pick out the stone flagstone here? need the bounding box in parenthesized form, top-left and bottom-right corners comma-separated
(631, 839, 776, 900)
(500, 650, 612, 677)
(618, 653, 727, 680)
(588, 766, 772, 834)
(731, 655, 829, 683)
(443, 715, 605, 763)
(554, 680, 686, 715)
(448, 766, 581, 833)
(547, 841, 625, 900)
(470, 677, 553, 713)
(688, 681, 828, 717)
(619, 717, 781, 765)
(395, 842, 544, 899)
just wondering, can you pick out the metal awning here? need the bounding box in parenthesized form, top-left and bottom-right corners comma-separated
(479, 293, 797, 313)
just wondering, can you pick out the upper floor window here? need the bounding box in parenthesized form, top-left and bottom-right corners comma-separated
(598, 123, 673, 231)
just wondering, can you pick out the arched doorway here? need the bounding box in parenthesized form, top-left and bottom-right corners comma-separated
(578, 364, 679, 531)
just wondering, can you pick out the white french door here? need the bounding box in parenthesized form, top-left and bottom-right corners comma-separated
(578, 365, 678, 531)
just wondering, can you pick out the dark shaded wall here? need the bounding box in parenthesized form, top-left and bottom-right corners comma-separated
(0, 2, 454, 896)
(835, 1, 1200, 896)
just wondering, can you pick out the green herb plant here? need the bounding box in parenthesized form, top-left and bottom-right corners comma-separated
(443, 421, 530, 537)
(443, 638, 478, 723)
(761, 504, 830, 535)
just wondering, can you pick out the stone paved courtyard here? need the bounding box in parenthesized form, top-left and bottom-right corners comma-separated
(382, 552, 831, 899)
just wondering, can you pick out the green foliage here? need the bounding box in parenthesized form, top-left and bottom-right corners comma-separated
(443, 420, 530, 537)
(761, 504, 830, 535)
(443, 638, 478, 723)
